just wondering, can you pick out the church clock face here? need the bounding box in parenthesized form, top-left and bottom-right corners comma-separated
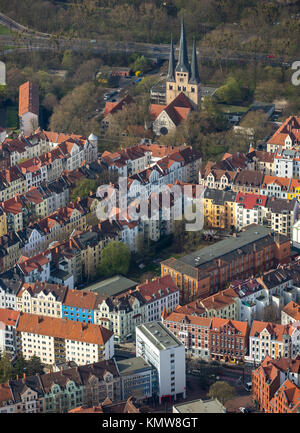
(160, 127, 168, 135)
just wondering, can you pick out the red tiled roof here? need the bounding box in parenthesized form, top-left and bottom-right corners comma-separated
(236, 192, 268, 209)
(104, 94, 134, 117)
(136, 275, 178, 301)
(17, 312, 113, 345)
(282, 301, 300, 321)
(211, 317, 249, 337)
(164, 311, 211, 327)
(0, 308, 20, 326)
(19, 81, 39, 117)
(250, 320, 291, 341)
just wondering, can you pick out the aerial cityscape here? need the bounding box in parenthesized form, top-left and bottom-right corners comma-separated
(0, 0, 299, 418)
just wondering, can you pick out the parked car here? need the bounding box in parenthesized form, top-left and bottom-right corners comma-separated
(239, 407, 251, 413)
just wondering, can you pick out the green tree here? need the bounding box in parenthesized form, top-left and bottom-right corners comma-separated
(0, 352, 13, 383)
(70, 178, 98, 202)
(26, 355, 44, 376)
(172, 220, 186, 253)
(99, 241, 131, 277)
(61, 49, 76, 71)
(207, 381, 236, 404)
(216, 76, 245, 105)
(12, 354, 27, 379)
(131, 55, 152, 74)
(49, 82, 103, 135)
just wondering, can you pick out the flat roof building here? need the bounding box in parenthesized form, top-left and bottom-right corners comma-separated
(173, 398, 226, 413)
(136, 321, 186, 403)
(83, 275, 137, 297)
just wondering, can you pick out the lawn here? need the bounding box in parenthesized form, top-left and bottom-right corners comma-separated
(6, 106, 18, 129)
(0, 24, 11, 35)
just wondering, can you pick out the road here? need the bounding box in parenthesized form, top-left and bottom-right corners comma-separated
(0, 12, 297, 68)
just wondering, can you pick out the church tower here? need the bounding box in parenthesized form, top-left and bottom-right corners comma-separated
(166, 16, 201, 109)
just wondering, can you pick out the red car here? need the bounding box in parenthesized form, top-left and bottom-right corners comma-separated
(267, 54, 275, 58)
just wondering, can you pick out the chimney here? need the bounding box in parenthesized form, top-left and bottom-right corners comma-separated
(233, 233, 237, 238)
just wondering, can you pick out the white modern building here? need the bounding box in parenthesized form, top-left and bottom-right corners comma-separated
(136, 321, 186, 403)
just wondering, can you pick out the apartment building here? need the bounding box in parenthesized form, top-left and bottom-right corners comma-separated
(248, 321, 293, 363)
(229, 278, 268, 324)
(274, 148, 300, 178)
(267, 115, 300, 153)
(252, 355, 300, 413)
(94, 275, 179, 343)
(0, 274, 23, 310)
(235, 192, 268, 230)
(265, 196, 298, 238)
(260, 175, 290, 199)
(0, 359, 121, 413)
(136, 321, 186, 403)
(116, 357, 154, 401)
(162, 310, 211, 359)
(209, 317, 250, 363)
(176, 287, 239, 321)
(0, 308, 20, 356)
(199, 168, 236, 190)
(16, 313, 114, 366)
(16, 281, 68, 318)
(62, 290, 99, 324)
(247, 149, 275, 175)
(232, 170, 264, 194)
(0, 166, 26, 202)
(281, 301, 300, 325)
(203, 189, 236, 229)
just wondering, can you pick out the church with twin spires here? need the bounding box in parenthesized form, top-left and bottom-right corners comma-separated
(150, 17, 203, 136)
(166, 17, 201, 109)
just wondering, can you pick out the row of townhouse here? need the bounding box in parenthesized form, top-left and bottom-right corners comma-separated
(163, 308, 300, 364)
(0, 275, 179, 345)
(162, 311, 249, 362)
(252, 355, 300, 413)
(0, 356, 155, 413)
(200, 165, 300, 200)
(202, 188, 299, 237)
(0, 181, 69, 233)
(0, 134, 97, 202)
(95, 275, 180, 343)
(0, 223, 120, 287)
(125, 146, 202, 203)
(100, 141, 189, 178)
(0, 128, 98, 168)
(0, 309, 114, 366)
(174, 263, 300, 325)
